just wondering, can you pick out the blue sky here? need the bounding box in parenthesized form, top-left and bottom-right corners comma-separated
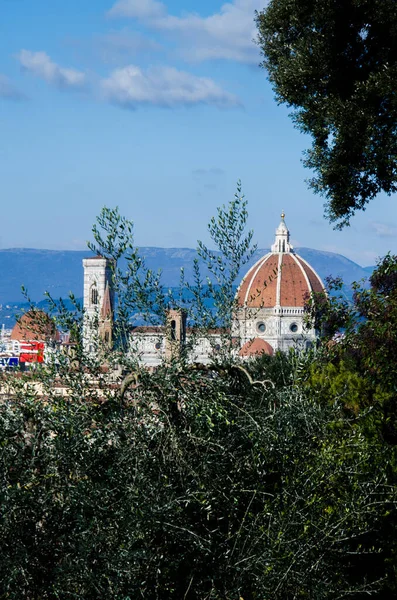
(1, 0, 396, 266)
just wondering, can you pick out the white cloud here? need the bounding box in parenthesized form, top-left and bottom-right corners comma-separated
(0, 74, 26, 101)
(17, 50, 86, 89)
(369, 221, 397, 238)
(108, 0, 266, 63)
(101, 64, 241, 109)
(108, 0, 166, 19)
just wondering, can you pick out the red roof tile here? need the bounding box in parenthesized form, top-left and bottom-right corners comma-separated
(10, 310, 57, 342)
(237, 252, 324, 309)
(239, 338, 274, 357)
(236, 254, 278, 308)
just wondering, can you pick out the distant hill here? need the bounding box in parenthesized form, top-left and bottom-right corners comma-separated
(363, 265, 376, 274)
(0, 246, 373, 308)
(296, 248, 374, 285)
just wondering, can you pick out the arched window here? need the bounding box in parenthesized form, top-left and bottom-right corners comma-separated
(91, 286, 98, 305)
(104, 331, 109, 344)
(171, 320, 176, 341)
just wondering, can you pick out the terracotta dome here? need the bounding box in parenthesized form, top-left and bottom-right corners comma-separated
(237, 214, 324, 308)
(239, 338, 274, 357)
(11, 310, 57, 342)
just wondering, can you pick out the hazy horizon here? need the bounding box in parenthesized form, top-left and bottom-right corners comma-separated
(1, 0, 396, 265)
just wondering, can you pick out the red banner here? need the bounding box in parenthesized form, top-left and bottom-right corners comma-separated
(19, 342, 45, 363)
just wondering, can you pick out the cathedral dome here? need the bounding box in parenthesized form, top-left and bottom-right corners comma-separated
(236, 214, 324, 309)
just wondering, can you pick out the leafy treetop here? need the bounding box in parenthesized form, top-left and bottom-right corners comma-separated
(256, 0, 397, 228)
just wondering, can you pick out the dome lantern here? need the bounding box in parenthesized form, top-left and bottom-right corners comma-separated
(271, 211, 293, 254)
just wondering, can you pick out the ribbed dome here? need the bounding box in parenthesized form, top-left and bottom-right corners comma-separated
(236, 215, 324, 309)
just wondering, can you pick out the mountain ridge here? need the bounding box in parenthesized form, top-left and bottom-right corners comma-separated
(0, 246, 373, 306)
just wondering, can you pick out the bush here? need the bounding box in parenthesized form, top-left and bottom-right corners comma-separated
(1, 358, 396, 599)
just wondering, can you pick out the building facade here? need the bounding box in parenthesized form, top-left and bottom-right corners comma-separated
(83, 214, 324, 364)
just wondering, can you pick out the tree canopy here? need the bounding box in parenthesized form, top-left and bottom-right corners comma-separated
(2, 356, 397, 599)
(256, 0, 397, 228)
(2, 200, 397, 598)
(305, 253, 397, 441)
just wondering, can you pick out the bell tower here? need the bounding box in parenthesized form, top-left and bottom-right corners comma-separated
(83, 256, 114, 351)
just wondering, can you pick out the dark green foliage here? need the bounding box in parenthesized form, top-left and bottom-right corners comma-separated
(1, 361, 396, 599)
(307, 254, 397, 445)
(301, 254, 397, 596)
(305, 254, 397, 422)
(2, 203, 397, 599)
(256, 0, 397, 228)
